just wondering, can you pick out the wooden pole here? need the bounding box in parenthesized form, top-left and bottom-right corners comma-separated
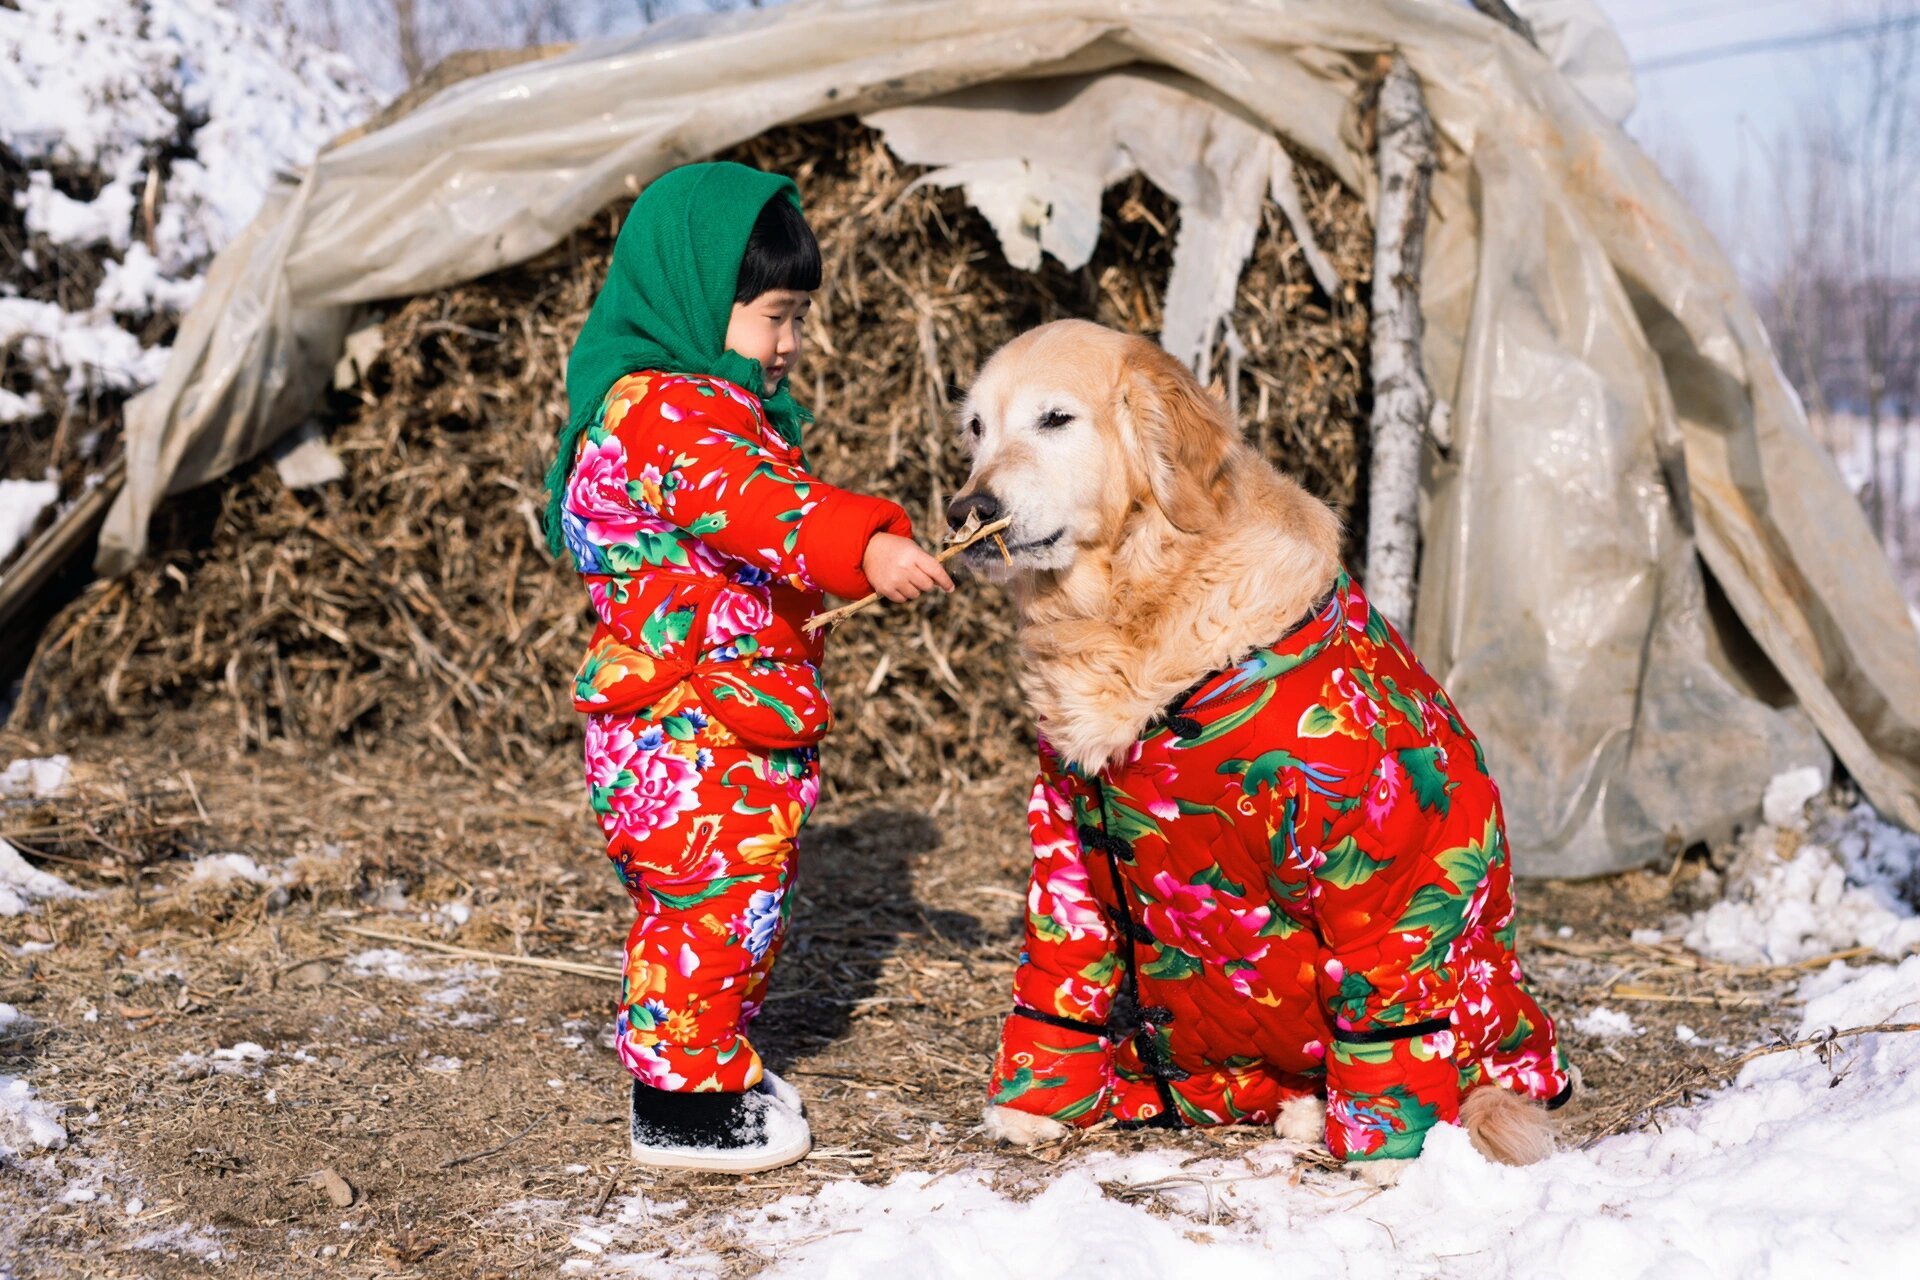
(1363, 55, 1438, 635)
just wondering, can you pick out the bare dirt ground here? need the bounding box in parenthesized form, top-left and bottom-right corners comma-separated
(0, 722, 1802, 1278)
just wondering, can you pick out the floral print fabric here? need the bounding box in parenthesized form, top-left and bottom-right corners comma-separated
(590, 685, 818, 1093)
(561, 369, 911, 750)
(988, 573, 1571, 1159)
(565, 368, 904, 1092)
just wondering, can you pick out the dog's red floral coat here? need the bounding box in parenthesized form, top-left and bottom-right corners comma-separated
(989, 574, 1571, 1160)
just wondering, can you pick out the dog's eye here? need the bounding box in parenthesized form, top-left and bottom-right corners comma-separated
(1039, 409, 1074, 430)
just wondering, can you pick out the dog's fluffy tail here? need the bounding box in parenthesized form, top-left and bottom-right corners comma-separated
(1460, 1087, 1556, 1166)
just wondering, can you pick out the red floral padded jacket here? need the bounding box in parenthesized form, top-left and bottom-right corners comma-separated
(559, 370, 911, 749)
(989, 573, 1572, 1160)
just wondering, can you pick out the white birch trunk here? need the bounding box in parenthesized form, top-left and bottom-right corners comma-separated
(1363, 55, 1437, 635)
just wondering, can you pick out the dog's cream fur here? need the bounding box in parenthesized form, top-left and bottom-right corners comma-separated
(963, 320, 1557, 1169)
(953, 320, 1342, 773)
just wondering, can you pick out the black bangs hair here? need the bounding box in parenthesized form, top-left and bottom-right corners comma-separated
(733, 194, 822, 303)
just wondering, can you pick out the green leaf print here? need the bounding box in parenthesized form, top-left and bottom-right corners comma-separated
(1298, 704, 1340, 738)
(1393, 814, 1501, 971)
(1051, 1092, 1105, 1123)
(989, 1066, 1053, 1106)
(608, 529, 692, 572)
(1192, 863, 1249, 897)
(1172, 1090, 1220, 1126)
(640, 603, 698, 654)
(1372, 1087, 1442, 1160)
(1319, 836, 1393, 889)
(649, 875, 756, 911)
(1029, 911, 1070, 945)
(708, 682, 805, 732)
(1398, 746, 1453, 815)
(662, 714, 697, 741)
(1330, 968, 1375, 1025)
(1173, 683, 1276, 747)
(1081, 953, 1119, 985)
(1141, 943, 1204, 981)
(689, 512, 726, 536)
(1101, 798, 1163, 847)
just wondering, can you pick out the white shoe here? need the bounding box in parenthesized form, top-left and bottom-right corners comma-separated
(628, 1080, 812, 1173)
(756, 1068, 805, 1116)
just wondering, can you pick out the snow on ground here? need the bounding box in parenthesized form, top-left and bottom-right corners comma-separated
(0, 477, 61, 565)
(0, 837, 84, 916)
(1684, 784, 1920, 966)
(182, 851, 284, 888)
(0, 754, 69, 798)
(554, 955, 1920, 1280)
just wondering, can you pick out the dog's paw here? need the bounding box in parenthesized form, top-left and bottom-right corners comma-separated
(1461, 1087, 1556, 1166)
(1273, 1093, 1326, 1144)
(1350, 1157, 1414, 1188)
(982, 1104, 1070, 1147)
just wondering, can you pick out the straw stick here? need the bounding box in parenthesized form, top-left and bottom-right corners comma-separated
(329, 922, 622, 981)
(803, 515, 1012, 632)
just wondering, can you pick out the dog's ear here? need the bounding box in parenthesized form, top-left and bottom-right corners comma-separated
(1119, 338, 1235, 534)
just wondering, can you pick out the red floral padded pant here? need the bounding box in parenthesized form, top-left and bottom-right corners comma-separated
(585, 684, 817, 1093)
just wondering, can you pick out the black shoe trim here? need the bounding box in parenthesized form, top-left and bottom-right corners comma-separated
(630, 1080, 766, 1150)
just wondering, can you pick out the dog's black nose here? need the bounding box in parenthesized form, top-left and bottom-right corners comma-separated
(946, 490, 1002, 535)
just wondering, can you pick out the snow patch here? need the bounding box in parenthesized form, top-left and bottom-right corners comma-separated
(1685, 800, 1920, 966)
(1761, 766, 1826, 829)
(0, 1074, 66, 1157)
(1571, 1006, 1640, 1039)
(184, 852, 283, 888)
(552, 958, 1920, 1280)
(0, 754, 71, 798)
(0, 836, 85, 916)
(0, 478, 61, 565)
(0, 0, 375, 432)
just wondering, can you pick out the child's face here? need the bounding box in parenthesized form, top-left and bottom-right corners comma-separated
(725, 289, 811, 395)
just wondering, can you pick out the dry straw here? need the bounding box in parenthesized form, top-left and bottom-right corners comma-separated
(16, 119, 1374, 795)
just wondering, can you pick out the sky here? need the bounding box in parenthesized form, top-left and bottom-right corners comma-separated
(1594, 0, 1919, 273)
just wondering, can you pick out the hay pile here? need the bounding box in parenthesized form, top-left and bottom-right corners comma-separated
(16, 118, 1373, 793)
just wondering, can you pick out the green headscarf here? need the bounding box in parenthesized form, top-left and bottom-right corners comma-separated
(542, 161, 814, 556)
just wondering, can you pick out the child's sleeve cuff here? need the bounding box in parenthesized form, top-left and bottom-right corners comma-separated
(794, 488, 914, 599)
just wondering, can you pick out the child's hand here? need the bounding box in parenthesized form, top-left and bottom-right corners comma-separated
(862, 533, 955, 603)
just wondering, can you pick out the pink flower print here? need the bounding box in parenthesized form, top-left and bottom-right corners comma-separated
(618, 1039, 687, 1091)
(584, 715, 640, 790)
(1031, 856, 1106, 940)
(567, 434, 641, 546)
(677, 943, 700, 977)
(1140, 871, 1219, 958)
(706, 586, 773, 644)
(1330, 667, 1382, 733)
(588, 719, 702, 843)
(1363, 752, 1407, 830)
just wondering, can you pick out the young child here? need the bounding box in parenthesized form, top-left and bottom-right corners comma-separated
(544, 162, 951, 1172)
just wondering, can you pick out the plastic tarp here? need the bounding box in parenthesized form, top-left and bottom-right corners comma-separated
(96, 0, 1920, 876)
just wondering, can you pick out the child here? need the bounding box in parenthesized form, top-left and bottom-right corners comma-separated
(544, 162, 951, 1172)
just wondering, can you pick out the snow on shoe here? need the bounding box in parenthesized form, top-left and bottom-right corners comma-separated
(628, 1080, 810, 1174)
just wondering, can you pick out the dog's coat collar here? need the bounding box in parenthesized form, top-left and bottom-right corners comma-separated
(1140, 575, 1345, 742)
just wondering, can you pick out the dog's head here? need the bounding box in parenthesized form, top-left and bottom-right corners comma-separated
(948, 320, 1236, 577)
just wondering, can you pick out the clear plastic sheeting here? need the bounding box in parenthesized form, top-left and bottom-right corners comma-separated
(865, 70, 1342, 379)
(95, 0, 1920, 875)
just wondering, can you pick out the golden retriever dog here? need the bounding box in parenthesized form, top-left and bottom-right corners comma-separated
(949, 320, 1568, 1175)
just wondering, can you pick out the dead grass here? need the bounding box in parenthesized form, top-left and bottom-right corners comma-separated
(14, 118, 1374, 795)
(0, 724, 1836, 1278)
